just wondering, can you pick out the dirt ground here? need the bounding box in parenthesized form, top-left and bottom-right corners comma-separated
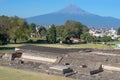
(0, 48, 120, 80)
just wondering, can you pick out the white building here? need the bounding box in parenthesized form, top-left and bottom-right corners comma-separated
(89, 27, 118, 39)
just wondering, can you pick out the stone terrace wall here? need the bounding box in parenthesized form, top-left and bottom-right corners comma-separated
(93, 48, 120, 54)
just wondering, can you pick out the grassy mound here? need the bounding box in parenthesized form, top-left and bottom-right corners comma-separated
(0, 66, 74, 80)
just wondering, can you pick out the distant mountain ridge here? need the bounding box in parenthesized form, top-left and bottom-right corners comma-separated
(26, 5, 120, 28)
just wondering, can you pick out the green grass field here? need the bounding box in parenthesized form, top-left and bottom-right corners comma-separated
(0, 44, 24, 47)
(0, 42, 116, 53)
(0, 50, 14, 53)
(0, 66, 74, 80)
(0, 43, 112, 48)
(35, 43, 110, 48)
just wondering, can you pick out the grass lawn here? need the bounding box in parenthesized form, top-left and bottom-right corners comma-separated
(0, 50, 14, 53)
(0, 44, 25, 47)
(0, 43, 115, 49)
(0, 66, 74, 80)
(0, 44, 25, 53)
(34, 43, 113, 49)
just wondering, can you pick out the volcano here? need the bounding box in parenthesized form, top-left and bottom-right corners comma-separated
(26, 4, 120, 28)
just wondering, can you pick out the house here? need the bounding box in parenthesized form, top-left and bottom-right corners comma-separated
(70, 38, 80, 43)
(89, 27, 118, 39)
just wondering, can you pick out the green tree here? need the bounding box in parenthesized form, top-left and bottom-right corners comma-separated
(9, 16, 29, 43)
(101, 36, 111, 44)
(0, 15, 11, 35)
(58, 20, 89, 43)
(39, 26, 47, 39)
(0, 32, 8, 45)
(47, 24, 56, 43)
(56, 25, 65, 42)
(29, 23, 36, 33)
(80, 33, 93, 43)
(0, 15, 30, 44)
(28, 23, 36, 38)
(117, 27, 120, 35)
(64, 20, 83, 38)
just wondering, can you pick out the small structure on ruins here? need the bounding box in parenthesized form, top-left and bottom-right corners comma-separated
(49, 65, 74, 76)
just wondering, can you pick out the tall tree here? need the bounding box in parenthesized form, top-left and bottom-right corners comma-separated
(0, 15, 11, 35)
(101, 36, 111, 44)
(80, 33, 93, 43)
(56, 25, 65, 42)
(9, 16, 29, 43)
(29, 23, 36, 33)
(39, 26, 47, 39)
(0, 32, 8, 45)
(117, 27, 120, 35)
(28, 23, 36, 38)
(59, 20, 89, 43)
(0, 15, 30, 44)
(47, 24, 56, 43)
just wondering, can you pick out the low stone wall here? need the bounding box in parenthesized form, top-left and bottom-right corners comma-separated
(103, 65, 120, 72)
(21, 53, 57, 63)
(2, 53, 12, 61)
(93, 48, 120, 54)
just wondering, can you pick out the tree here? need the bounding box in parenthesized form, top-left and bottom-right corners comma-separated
(0, 32, 8, 45)
(0, 15, 30, 44)
(101, 36, 111, 44)
(29, 23, 36, 33)
(64, 20, 83, 38)
(39, 26, 47, 39)
(56, 25, 65, 42)
(0, 15, 11, 35)
(80, 33, 93, 43)
(57, 20, 89, 43)
(28, 23, 36, 38)
(47, 24, 56, 43)
(9, 16, 29, 43)
(117, 27, 120, 35)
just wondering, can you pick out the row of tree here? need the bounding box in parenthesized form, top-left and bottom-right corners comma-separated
(47, 21, 113, 44)
(80, 33, 112, 44)
(56, 20, 89, 43)
(0, 15, 120, 45)
(28, 20, 89, 43)
(0, 15, 30, 44)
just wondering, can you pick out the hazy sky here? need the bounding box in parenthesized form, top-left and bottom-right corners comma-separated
(0, 0, 120, 18)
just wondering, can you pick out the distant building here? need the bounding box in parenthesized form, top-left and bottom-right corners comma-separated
(89, 27, 118, 39)
(70, 38, 80, 43)
(30, 32, 35, 38)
